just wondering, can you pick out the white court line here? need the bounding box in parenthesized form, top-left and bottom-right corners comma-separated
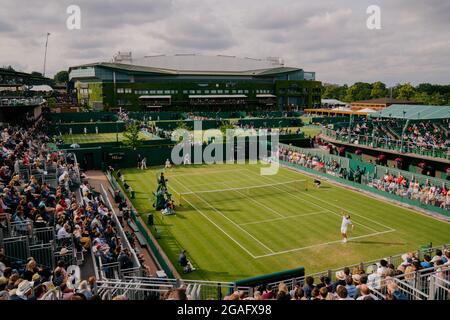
(254, 229, 396, 259)
(166, 168, 247, 178)
(269, 165, 397, 232)
(239, 210, 329, 226)
(241, 169, 383, 234)
(166, 179, 258, 258)
(172, 176, 275, 255)
(217, 179, 286, 218)
(303, 192, 396, 232)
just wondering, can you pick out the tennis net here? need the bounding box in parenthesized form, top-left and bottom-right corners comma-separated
(175, 179, 307, 206)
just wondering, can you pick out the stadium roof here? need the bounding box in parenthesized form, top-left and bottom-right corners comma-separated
(188, 94, 247, 98)
(370, 104, 450, 120)
(132, 54, 285, 72)
(69, 62, 304, 77)
(138, 95, 171, 99)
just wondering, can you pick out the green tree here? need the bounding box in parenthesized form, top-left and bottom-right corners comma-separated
(122, 123, 143, 150)
(31, 71, 43, 76)
(370, 81, 388, 99)
(412, 91, 430, 104)
(219, 122, 235, 136)
(428, 92, 445, 105)
(54, 70, 69, 83)
(344, 82, 372, 102)
(322, 83, 348, 101)
(396, 83, 416, 100)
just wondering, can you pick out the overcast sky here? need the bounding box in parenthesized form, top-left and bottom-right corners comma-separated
(0, 0, 449, 85)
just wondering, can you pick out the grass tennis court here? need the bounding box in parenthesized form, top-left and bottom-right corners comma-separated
(121, 163, 450, 281)
(61, 132, 153, 144)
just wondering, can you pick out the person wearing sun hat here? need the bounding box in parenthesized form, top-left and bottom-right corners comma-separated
(332, 270, 347, 293)
(11, 280, 33, 300)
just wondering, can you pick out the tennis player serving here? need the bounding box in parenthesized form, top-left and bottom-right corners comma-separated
(341, 212, 354, 243)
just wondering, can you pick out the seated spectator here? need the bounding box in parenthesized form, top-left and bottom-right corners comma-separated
(356, 284, 373, 300)
(345, 276, 357, 298)
(332, 271, 347, 292)
(302, 276, 315, 298)
(335, 285, 353, 300)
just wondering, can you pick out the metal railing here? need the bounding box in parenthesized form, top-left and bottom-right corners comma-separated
(429, 274, 450, 300)
(321, 128, 449, 160)
(124, 276, 245, 300)
(96, 183, 141, 279)
(264, 244, 449, 292)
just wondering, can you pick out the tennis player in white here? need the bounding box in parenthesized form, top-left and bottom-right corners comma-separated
(341, 213, 354, 243)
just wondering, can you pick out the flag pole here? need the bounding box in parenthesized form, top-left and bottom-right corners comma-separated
(43, 32, 50, 77)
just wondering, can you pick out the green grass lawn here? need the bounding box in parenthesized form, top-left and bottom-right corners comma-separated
(301, 125, 322, 138)
(121, 163, 450, 282)
(61, 132, 152, 144)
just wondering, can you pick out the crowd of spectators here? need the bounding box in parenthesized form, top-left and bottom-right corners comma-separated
(222, 249, 450, 301)
(0, 118, 146, 300)
(368, 173, 450, 210)
(276, 144, 448, 210)
(402, 120, 449, 150)
(277, 146, 357, 181)
(325, 119, 449, 154)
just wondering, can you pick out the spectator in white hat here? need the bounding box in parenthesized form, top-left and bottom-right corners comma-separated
(12, 280, 33, 300)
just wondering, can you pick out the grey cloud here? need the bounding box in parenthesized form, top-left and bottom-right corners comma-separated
(0, 0, 448, 85)
(152, 15, 235, 50)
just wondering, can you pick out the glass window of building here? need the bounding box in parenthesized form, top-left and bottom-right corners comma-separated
(117, 88, 124, 94)
(157, 90, 163, 94)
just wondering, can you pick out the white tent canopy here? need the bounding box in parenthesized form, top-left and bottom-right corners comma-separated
(357, 108, 377, 113)
(29, 85, 53, 92)
(322, 99, 348, 106)
(331, 106, 351, 111)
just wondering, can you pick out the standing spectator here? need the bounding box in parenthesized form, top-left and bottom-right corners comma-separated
(141, 157, 147, 170)
(137, 154, 142, 169)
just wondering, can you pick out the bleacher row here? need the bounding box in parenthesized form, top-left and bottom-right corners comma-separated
(0, 119, 150, 300)
(74, 244, 450, 301)
(321, 118, 449, 159)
